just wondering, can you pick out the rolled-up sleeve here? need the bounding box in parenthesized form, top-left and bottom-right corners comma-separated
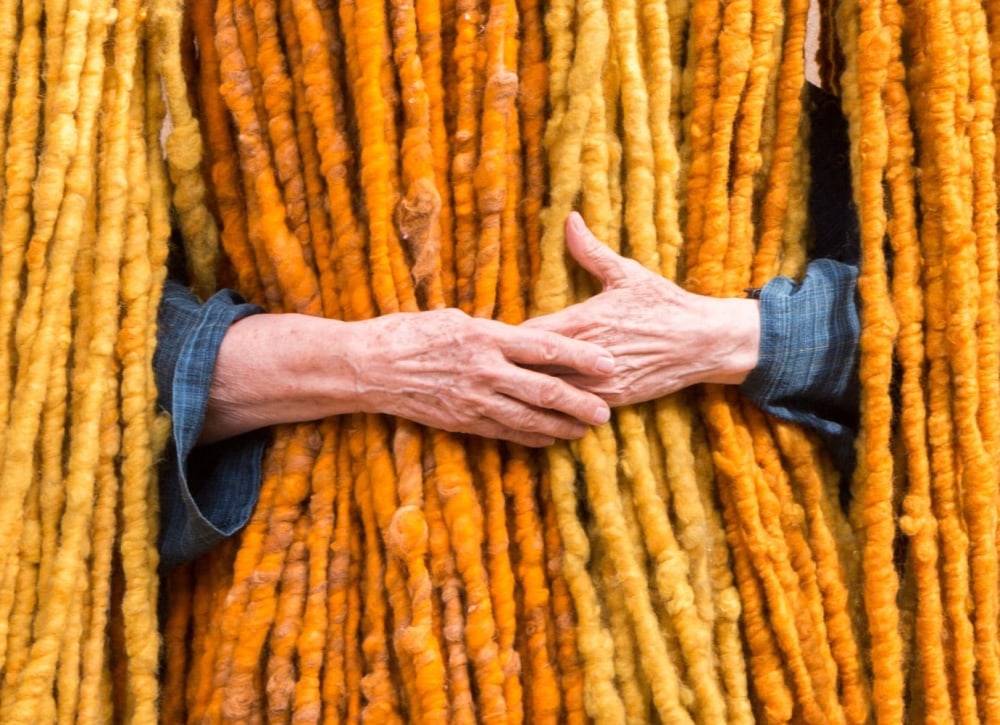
(154, 280, 268, 569)
(740, 259, 860, 472)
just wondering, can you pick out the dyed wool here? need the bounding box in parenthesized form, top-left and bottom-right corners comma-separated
(3, 0, 1000, 718)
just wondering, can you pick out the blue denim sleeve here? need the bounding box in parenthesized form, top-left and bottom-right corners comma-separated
(739, 259, 860, 472)
(154, 280, 268, 569)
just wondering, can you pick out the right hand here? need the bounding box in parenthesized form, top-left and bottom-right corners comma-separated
(348, 308, 615, 447)
(523, 213, 760, 406)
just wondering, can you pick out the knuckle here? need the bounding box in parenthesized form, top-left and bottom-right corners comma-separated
(539, 337, 562, 364)
(459, 326, 487, 348)
(475, 318, 503, 341)
(435, 307, 468, 334)
(536, 380, 564, 409)
(445, 311, 488, 345)
(471, 361, 499, 386)
(480, 370, 502, 390)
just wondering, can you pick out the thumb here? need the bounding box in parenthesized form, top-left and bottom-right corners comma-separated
(565, 212, 630, 288)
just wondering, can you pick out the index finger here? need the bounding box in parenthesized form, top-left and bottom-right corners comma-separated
(499, 325, 615, 376)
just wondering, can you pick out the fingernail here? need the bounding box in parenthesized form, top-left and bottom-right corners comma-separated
(593, 406, 611, 425)
(594, 356, 614, 374)
(569, 212, 585, 234)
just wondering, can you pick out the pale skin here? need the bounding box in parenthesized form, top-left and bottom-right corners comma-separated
(200, 213, 760, 445)
(526, 212, 762, 404)
(200, 307, 616, 447)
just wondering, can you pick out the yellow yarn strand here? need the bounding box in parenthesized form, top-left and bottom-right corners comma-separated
(0, 0, 42, 447)
(837, 0, 904, 718)
(153, 0, 220, 298)
(545, 443, 625, 722)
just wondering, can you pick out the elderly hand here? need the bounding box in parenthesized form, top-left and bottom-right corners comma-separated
(348, 308, 614, 445)
(201, 305, 614, 447)
(524, 212, 761, 407)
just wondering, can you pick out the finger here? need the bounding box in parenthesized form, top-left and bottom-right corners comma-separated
(494, 367, 610, 426)
(566, 211, 632, 287)
(484, 395, 592, 440)
(499, 325, 615, 375)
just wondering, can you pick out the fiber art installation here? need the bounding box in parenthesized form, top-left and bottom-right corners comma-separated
(2, 0, 1000, 718)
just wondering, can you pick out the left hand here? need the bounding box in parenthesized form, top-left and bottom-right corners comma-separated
(523, 213, 762, 407)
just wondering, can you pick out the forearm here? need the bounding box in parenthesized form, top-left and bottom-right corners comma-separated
(199, 307, 614, 446)
(199, 313, 366, 444)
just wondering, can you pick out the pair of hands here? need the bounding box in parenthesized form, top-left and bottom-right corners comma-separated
(359, 213, 760, 446)
(201, 214, 760, 446)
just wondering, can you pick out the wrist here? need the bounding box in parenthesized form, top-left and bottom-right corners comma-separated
(276, 314, 373, 417)
(200, 313, 364, 443)
(331, 315, 399, 416)
(704, 297, 761, 385)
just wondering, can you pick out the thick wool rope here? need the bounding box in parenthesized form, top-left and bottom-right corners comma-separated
(875, 0, 949, 716)
(687, 431, 761, 725)
(595, 533, 650, 723)
(638, 0, 683, 278)
(154, 0, 220, 298)
(0, 13, 49, 703)
(0, 0, 18, 206)
(744, 403, 846, 725)
(580, 425, 691, 725)
(953, 0, 1000, 716)
(678, 0, 721, 271)
(751, 0, 807, 285)
(580, 86, 614, 247)
(0, 0, 42, 445)
(723, 0, 779, 294)
(504, 448, 561, 722)
(775, 422, 871, 724)
(906, 2, 980, 720)
(608, 0, 658, 270)
(475, 440, 523, 724)
(837, 0, 904, 719)
(191, 0, 263, 303)
(117, 47, 163, 722)
(451, 0, 484, 313)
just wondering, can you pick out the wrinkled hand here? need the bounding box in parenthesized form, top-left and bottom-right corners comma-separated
(524, 213, 761, 407)
(351, 307, 614, 446)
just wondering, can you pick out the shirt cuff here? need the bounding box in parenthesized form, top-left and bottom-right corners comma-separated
(739, 259, 861, 473)
(155, 282, 268, 569)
